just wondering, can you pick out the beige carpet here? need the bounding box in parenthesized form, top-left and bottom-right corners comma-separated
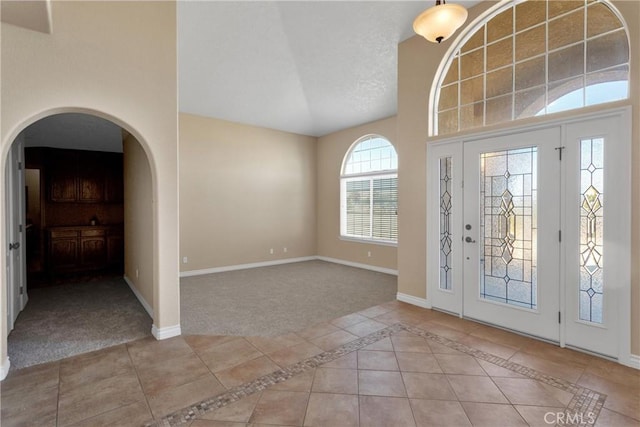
(180, 260, 397, 336)
(8, 277, 152, 370)
(9, 261, 396, 370)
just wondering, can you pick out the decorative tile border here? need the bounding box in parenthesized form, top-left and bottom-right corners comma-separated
(146, 324, 404, 427)
(401, 324, 606, 427)
(147, 322, 606, 427)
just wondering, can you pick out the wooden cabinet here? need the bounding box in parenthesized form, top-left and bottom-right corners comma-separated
(48, 225, 123, 274)
(49, 230, 79, 269)
(104, 154, 124, 203)
(79, 229, 107, 268)
(78, 153, 105, 202)
(46, 149, 122, 204)
(48, 151, 77, 203)
(107, 229, 124, 269)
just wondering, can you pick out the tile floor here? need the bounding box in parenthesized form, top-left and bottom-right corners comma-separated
(1, 301, 639, 426)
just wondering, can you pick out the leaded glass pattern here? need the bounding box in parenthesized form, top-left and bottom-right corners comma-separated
(579, 138, 604, 323)
(439, 157, 453, 290)
(480, 147, 537, 309)
(435, 0, 629, 136)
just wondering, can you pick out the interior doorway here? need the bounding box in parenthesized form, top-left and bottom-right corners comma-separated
(427, 107, 631, 363)
(5, 112, 154, 370)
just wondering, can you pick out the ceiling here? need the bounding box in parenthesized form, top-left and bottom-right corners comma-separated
(178, 1, 478, 137)
(24, 114, 124, 153)
(18, 1, 480, 149)
(0, 0, 51, 34)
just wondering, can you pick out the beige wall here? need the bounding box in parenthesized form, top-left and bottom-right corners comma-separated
(316, 116, 398, 271)
(397, 1, 640, 355)
(124, 135, 154, 310)
(179, 113, 317, 272)
(1, 0, 179, 371)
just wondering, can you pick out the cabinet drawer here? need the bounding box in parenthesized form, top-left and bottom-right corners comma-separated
(81, 229, 106, 237)
(50, 230, 78, 238)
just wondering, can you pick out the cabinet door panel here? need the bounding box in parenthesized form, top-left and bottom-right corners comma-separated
(50, 238, 78, 269)
(105, 154, 124, 203)
(48, 150, 78, 202)
(78, 154, 105, 202)
(80, 237, 106, 268)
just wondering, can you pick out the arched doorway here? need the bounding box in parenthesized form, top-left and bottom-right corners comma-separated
(2, 110, 157, 372)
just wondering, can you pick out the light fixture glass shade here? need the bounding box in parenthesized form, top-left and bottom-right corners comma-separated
(413, 2, 468, 43)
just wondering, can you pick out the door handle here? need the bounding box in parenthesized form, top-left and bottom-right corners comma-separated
(465, 236, 476, 243)
(9, 242, 20, 250)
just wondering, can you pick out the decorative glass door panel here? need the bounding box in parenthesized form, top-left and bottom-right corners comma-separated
(440, 156, 453, 291)
(480, 148, 537, 310)
(579, 138, 604, 324)
(462, 127, 560, 342)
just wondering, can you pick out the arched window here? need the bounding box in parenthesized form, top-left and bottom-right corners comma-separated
(434, 0, 629, 135)
(340, 135, 398, 244)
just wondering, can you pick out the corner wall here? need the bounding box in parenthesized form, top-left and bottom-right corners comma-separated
(316, 116, 398, 271)
(124, 135, 154, 314)
(179, 113, 317, 272)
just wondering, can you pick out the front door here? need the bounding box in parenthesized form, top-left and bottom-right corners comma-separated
(462, 127, 561, 342)
(427, 108, 631, 361)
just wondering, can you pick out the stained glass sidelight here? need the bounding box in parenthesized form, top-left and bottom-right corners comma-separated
(480, 147, 537, 309)
(579, 138, 604, 323)
(439, 157, 453, 290)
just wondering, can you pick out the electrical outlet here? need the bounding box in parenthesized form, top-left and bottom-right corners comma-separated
(135, 268, 139, 278)
(283, 247, 287, 253)
(270, 248, 274, 254)
(183, 256, 188, 264)
(367, 251, 372, 257)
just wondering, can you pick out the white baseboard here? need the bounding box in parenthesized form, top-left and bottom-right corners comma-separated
(0, 357, 10, 381)
(180, 255, 398, 278)
(152, 324, 182, 340)
(628, 354, 640, 370)
(396, 292, 431, 309)
(180, 256, 317, 278)
(316, 256, 398, 276)
(124, 276, 153, 318)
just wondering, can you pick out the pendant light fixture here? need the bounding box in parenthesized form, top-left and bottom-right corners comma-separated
(413, 0, 468, 44)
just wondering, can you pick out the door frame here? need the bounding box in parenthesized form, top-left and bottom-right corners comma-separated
(426, 106, 632, 366)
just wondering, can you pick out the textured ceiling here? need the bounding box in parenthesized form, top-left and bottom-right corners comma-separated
(178, 1, 477, 137)
(21, 1, 479, 148)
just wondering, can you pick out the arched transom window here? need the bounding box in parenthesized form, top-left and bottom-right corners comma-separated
(434, 0, 629, 135)
(340, 135, 398, 244)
